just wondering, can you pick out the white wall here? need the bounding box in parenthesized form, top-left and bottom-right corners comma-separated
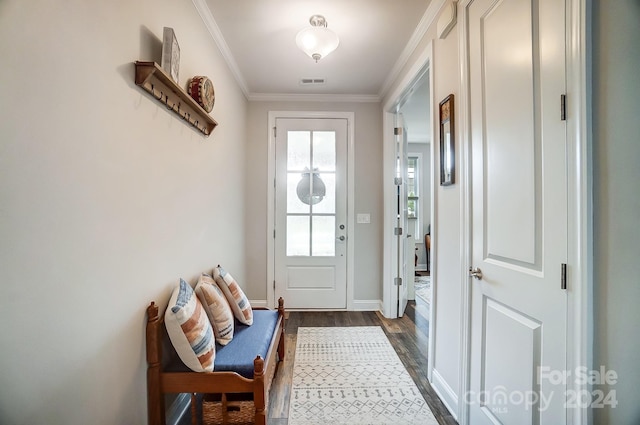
(429, 20, 464, 407)
(592, 1, 640, 423)
(0, 0, 248, 423)
(245, 101, 383, 303)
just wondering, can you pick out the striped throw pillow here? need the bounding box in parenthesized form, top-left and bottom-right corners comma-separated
(213, 265, 253, 326)
(165, 279, 215, 372)
(195, 273, 234, 346)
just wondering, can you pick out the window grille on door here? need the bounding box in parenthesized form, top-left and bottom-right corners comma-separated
(285, 130, 337, 257)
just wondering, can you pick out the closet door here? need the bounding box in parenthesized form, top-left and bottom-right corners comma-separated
(466, 0, 568, 423)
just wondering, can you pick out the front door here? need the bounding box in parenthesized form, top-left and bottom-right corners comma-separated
(466, 0, 568, 423)
(274, 118, 348, 309)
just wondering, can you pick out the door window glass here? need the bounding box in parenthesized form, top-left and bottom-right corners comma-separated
(286, 216, 310, 256)
(312, 216, 335, 256)
(286, 130, 337, 256)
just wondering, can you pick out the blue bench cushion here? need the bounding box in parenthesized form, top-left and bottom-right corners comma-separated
(214, 310, 279, 378)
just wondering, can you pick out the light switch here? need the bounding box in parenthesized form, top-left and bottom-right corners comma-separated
(357, 213, 371, 224)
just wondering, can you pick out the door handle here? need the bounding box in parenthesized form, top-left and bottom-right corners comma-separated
(469, 267, 483, 280)
(336, 235, 345, 241)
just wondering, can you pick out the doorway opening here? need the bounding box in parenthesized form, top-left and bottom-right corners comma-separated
(399, 69, 433, 321)
(382, 41, 435, 380)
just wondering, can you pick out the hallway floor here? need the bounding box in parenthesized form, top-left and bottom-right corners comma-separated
(180, 306, 458, 425)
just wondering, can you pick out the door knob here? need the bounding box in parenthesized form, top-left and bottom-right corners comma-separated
(336, 235, 345, 241)
(469, 267, 483, 280)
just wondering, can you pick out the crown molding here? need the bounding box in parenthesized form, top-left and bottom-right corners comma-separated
(193, 0, 444, 103)
(191, 0, 250, 98)
(378, 0, 447, 100)
(247, 93, 381, 103)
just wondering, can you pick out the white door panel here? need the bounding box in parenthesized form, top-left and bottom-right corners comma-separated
(395, 114, 409, 317)
(479, 298, 543, 424)
(286, 267, 335, 289)
(482, 0, 538, 266)
(467, 0, 568, 423)
(274, 118, 348, 309)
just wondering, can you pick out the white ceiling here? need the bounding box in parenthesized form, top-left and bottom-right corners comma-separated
(199, 0, 433, 100)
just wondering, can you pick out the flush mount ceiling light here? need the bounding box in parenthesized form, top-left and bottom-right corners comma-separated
(295, 15, 340, 63)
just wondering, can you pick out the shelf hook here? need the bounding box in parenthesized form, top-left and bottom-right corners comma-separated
(163, 95, 174, 111)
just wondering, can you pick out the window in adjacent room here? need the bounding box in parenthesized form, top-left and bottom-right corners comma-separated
(407, 155, 420, 240)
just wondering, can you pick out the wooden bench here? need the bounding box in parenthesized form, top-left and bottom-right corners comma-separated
(146, 298, 285, 425)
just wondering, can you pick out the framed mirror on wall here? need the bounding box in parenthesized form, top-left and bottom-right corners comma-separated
(439, 94, 455, 186)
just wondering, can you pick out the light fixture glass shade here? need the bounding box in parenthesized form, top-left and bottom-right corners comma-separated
(296, 15, 339, 62)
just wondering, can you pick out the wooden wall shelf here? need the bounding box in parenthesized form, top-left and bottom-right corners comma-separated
(134, 61, 217, 136)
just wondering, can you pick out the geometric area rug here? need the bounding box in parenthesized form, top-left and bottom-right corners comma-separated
(288, 327, 439, 424)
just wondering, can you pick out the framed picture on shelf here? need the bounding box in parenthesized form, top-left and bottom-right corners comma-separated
(439, 94, 455, 186)
(161, 27, 180, 83)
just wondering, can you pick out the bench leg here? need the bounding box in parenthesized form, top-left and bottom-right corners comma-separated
(255, 410, 266, 425)
(277, 298, 285, 361)
(253, 355, 266, 425)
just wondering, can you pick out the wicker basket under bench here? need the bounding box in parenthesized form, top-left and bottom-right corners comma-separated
(146, 298, 285, 425)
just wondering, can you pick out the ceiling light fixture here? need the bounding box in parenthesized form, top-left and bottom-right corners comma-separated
(295, 15, 340, 63)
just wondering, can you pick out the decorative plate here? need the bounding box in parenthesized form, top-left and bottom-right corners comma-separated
(188, 76, 215, 112)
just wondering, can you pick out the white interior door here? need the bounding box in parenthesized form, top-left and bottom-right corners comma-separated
(466, 0, 568, 423)
(274, 118, 348, 309)
(395, 113, 409, 317)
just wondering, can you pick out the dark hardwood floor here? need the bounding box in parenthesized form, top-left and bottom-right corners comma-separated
(181, 299, 458, 425)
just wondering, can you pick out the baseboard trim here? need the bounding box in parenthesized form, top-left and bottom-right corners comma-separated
(251, 299, 381, 311)
(431, 368, 459, 421)
(352, 299, 383, 311)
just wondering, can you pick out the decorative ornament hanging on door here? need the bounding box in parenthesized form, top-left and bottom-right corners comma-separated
(296, 167, 326, 205)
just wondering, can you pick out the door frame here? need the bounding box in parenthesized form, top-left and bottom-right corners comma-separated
(457, 0, 591, 424)
(266, 111, 356, 310)
(382, 41, 435, 376)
